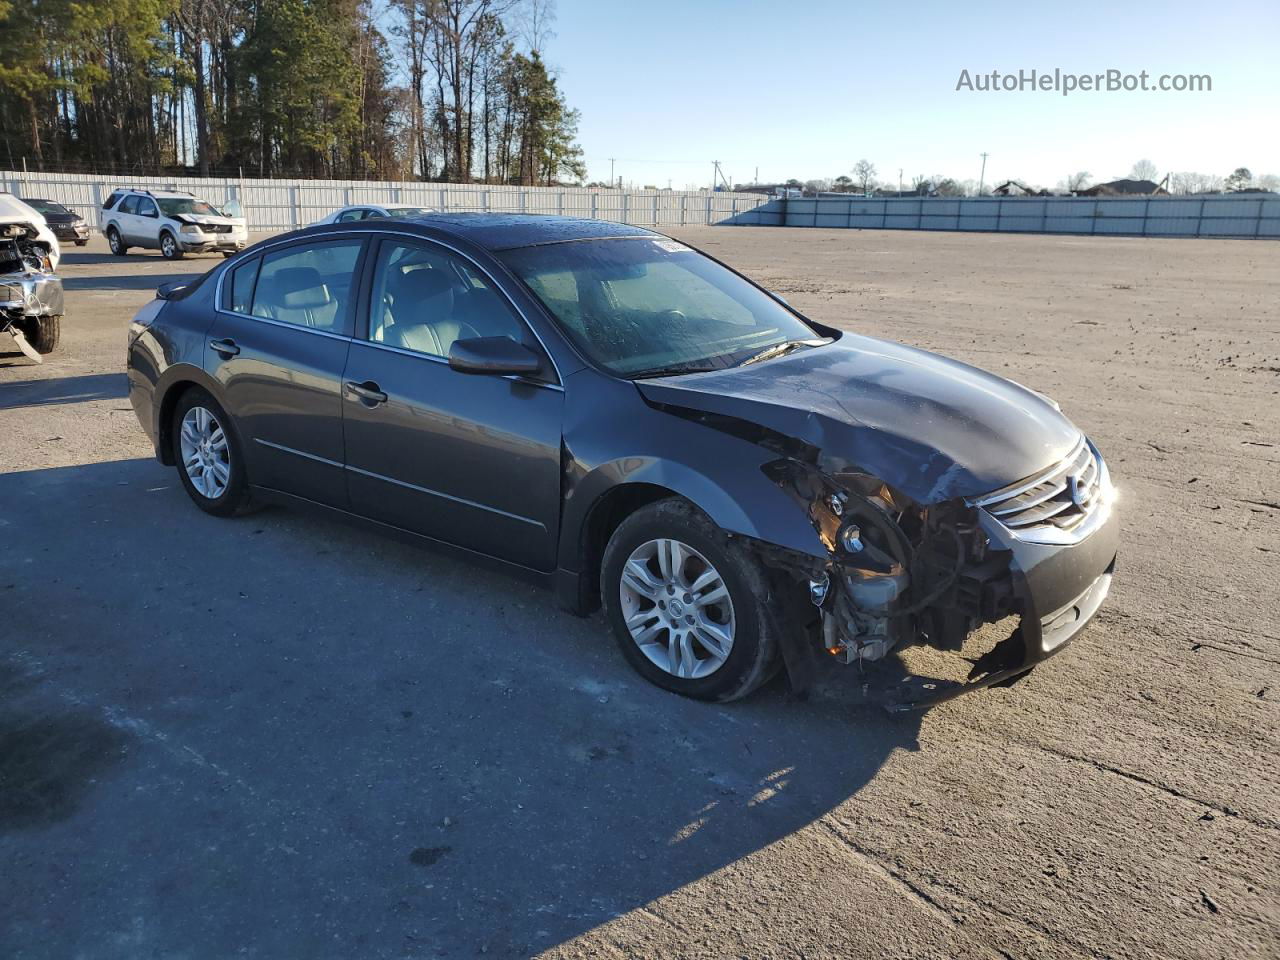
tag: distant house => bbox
[991,180,1036,196]
[1077,178,1167,196]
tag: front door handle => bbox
[345,380,388,406]
[209,337,240,357]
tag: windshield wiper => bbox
[626,364,724,380]
[738,339,817,368]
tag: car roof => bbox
[349,213,657,251]
[120,189,201,199]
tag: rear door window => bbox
[249,240,364,335]
[118,195,139,215]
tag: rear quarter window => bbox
[104,191,123,210]
[226,257,261,313]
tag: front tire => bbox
[601,498,779,702]
[171,388,251,517]
[107,227,127,256]
[17,315,60,354]
[160,232,184,260]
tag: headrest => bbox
[392,265,454,303]
[274,267,331,309]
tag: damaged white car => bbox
[0,197,63,362]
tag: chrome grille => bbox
[970,438,1103,534]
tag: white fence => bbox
[726,195,1280,238]
[1,171,767,232]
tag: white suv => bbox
[101,189,248,260]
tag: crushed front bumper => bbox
[179,235,245,253]
[884,495,1119,711]
[1,272,64,319]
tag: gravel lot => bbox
[1,228,1277,959]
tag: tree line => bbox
[0,0,585,185]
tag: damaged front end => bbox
[1,222,64,362]
[761,443,1118,711]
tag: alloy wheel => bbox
[618,538,736,679]
[179,406,231,499]
[161,234,176,258]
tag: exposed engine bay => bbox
[759,458,1024,704]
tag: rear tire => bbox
[107,227,127,256]
[171,387,251,517]
[601,498,779,702]
[160,232,183,260]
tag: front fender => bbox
[559,434,829,575]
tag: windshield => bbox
[380,207,435,219]
[499,236,820,377]
[26,199,70,216]
[157,197,220,217]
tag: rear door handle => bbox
[345,380,388,406]
[209,337,240,357]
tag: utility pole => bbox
[979,152,989,195]
[609,158,616,188]
[898,168,903,195]
[712,160,720,191]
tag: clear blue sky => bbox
[548,0,1278,190]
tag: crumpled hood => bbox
[636,334,1082,503]
[173,214,237,227]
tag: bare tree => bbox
[852,158,876,193]
[1169,171,1221,195]
[514,0,556,54]
[1129,158,1158,181]
[1257,173,1280,192]
[1064,170,1090,192]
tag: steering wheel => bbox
[657,309,687,324]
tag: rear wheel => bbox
[107,227,127,256]
[160,232,183,260]
[171,387,251,517]
[601,498,779,702]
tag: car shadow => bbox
[59,250,229,267]
[59,271,210,292]
[0,372,128,409]
[0,457,925,959]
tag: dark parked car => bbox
[22,198,89,245]
[126,215,1118,706]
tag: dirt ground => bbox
[1,227,1276,959]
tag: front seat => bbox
[380,266,479,356]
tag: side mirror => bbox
[448,336,542,376]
